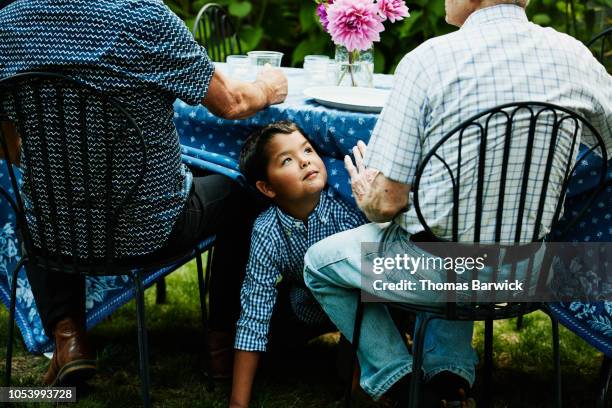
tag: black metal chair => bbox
[0,72,216,407]
[597,356,611,408]
[586,27,611,69]
[192,3,242,63]
[345,102,608,408]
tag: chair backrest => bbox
[586,27,611,71]
[0,72,146,273]
[413,102,608,245]
[409,102,607,311]
[192,3,242,63]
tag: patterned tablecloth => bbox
[1,66,610,356]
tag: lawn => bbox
[0,260,605,407]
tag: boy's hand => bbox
[344,140,379,208]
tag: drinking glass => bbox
[303,55,331,85]
[226,55,251,80]
[247,51,284,68]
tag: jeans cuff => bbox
[363,363,412,401]
[423,366,475,387]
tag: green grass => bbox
[0,261,605,407]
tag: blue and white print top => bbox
[0,0,214,257]
[235,188,367,352]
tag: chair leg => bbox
[408,314,434,408]
[516,314,524,330]
[5,257,24,387]
[483,318,494,408]
[344,298,364,408]
[540,306,563,408]
[196,247,214,392]
[596,356,611,408]
[155,278,166,304]
[551,315,562,408]
[133,271,152,408]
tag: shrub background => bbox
[165,0,611,74]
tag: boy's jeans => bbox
[304,222,479,400]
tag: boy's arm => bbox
[230,227,281,408]
[229,351,260,408]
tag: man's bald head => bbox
[445,0,529,27]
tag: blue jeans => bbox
[304,222,478,400]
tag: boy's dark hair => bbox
[239,120,313,184]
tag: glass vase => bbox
[334,45,374,88]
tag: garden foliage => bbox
[164,0,611,74]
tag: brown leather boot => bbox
[43,317,96,386]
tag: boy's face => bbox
[256,130,327,202]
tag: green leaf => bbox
[239,26,263,51]
[428,0,446,18]
[165,1,187,18]
[185,17,196,33]
[555,1,568,14]
[397,10,423,38]
[292,41,314,66]
[192,0,209,11]
[299,2,317,32]
[229,1,252,18]
[373,48,386,73]
[532,13,552,25]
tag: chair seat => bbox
[26,235,216,276]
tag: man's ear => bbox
[255,180,276,199]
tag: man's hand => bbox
[254,65,288,106]
[344,140,410,222]
[344,140,380,210]
[203,67,287,120]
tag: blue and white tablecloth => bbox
[1,66,610,357]
[549,149,612,356]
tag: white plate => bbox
[303,86,390,113]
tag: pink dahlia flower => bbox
[327,0,385,52]
[377,0,409,23]
[316,0,333,32]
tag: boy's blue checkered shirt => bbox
[235,188,367,352]
[0,0,214,257]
